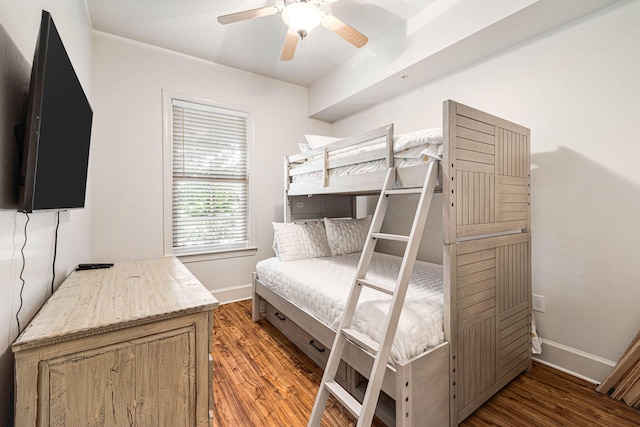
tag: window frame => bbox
[162,90,256,261]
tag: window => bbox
[164,95,252,256]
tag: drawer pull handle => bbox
[274,312,286,321]
[309,340,326,353]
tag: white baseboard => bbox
[211,284,252,304]
[533,338,616,385]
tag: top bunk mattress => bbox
[256,252,444,363]
[290,127,443,183]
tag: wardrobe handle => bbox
[309,340,326,353]
[274,312,285,321]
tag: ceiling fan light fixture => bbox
[282,2,323,39]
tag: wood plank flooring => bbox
[212,300,640,426]
[212,299,382,426]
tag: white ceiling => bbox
[86,0,439,87]
[86,0,621,121]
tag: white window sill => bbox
[175,246,258,264]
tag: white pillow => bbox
[272,221,331,262]
[298,142,312,153]
[324,216,372,257]
[393,127,443,151]
[304,134,343,149]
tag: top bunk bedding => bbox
[286,125,442,195]
[256,252,444,363]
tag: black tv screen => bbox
[19,10,92,213]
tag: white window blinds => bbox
[171,99,249,254]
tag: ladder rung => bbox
[325,380,362,418]
[371,232,409,243]
[342,328,379,355]
[385,188,422,195]
[357,278,394,296]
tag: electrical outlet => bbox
[532,294,545,312]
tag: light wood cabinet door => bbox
[40,327,196,427]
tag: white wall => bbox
[90,33,331,302]
[331,1,640,383]
[0,1,93,424]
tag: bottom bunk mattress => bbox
[256,252,444,363]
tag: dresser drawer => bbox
[265,303,347,384]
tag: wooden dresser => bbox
[12,257,219,426]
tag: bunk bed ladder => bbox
[308,160,439,427]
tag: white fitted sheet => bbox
[256,252,444,363]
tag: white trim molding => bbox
[161,89,256,259]
[211,284,252,304]
[533,338,616,385]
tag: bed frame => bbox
[252,100,531,426]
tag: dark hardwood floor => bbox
[212,300,640,426]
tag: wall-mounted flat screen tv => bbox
[18,10,92,213]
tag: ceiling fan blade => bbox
[321,14,368,48]
[217,6,281,25]
[280,28,299,61]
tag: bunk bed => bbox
[252,100,531,426]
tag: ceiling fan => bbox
[217,0,368,61]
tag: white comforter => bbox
[256,252,444,363]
